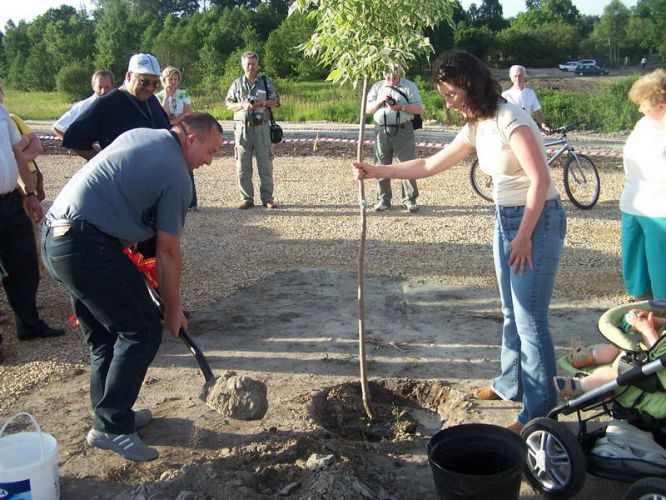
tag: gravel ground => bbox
[0,144,626,413]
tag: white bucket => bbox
[0,413,60,500]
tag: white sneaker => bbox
[406,201,419,213]
[87,429,159,462]
[375,202,390,212]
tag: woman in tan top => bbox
[353,50,566,433]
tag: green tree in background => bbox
[633,0,666,60]
[94,1,142,81]
[263,11,327,79]
[468,0,507,31]
[586,0,630,66]
[454,25,495,60]
[498,22,579,66]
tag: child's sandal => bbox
[571,343,595,369]
[553,376,583,400]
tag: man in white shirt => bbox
[0,85,65,344]
[52,70,114,139]
[502,65,551,134]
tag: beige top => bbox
[458,101,558,206]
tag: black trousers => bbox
[0,190,46,336]
[42,220,162,434]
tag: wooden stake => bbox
[356,76,374,421]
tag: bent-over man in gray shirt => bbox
[42,113,223,462]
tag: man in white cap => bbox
[62,54,171,258]
[62,53,170,161]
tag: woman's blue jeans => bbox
[42,220,163,434]
[491,198,566,425]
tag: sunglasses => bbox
[135,76,160,89]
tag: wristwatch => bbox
[26,191,38,197]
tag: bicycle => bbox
[470,121,601,209]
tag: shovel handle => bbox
[179,328,215,383]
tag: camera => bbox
[249,97,256,105]
[385,96,397,107]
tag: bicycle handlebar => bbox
[552,120,585,135]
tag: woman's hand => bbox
[352,161,378,180]
[508,234,533,274]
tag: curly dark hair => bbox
[431,50,503,123]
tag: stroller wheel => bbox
[625,477,666,500]
[521,417,586,498]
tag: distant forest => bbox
[1,0,664,96]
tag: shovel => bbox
[125,248,219,396]
[179,327,215,384]
[145,283,218,395]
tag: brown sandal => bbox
[473,387,501,400]
[553,376,583,400]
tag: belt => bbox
[238,120,267,127]
[0,189,18,199]
[378,122,411,129]
[45,218,79,228]
[46,219,131,247]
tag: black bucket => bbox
[427,423,527,500]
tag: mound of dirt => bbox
[204,371,268,420]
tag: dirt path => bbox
[0,130,632,499]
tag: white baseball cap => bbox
[127,53,161,76]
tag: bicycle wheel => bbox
[470,158,493,202]
[563,153,600,209]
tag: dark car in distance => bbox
[575,64,609,76]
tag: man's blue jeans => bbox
[491,198,566,425]
[42,221,163,434]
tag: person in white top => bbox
[620,69,666,300]
[502,65,551,134]
[52,70,115,139]
[0,82,65,344]
[354,50,566,434]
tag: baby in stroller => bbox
[521,301,666,498]
[554,308,666,401]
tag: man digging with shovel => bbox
[42,113,223,461]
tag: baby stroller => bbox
[521,300,666,499]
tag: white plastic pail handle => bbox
[0,412,47,462]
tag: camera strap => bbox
[261,76,276,124]
[389,85,410,104]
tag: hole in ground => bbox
[310,378,466,441]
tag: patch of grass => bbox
[3,90,73,120]
[7,76,643,132]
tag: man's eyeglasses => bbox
[135,75,160,89]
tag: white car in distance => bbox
[558,59,599,72]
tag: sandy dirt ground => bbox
[0,71,640,499]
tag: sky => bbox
[1,0,640,34]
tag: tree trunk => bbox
[356,76,374,421]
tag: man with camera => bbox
[225,51,280,210]
[366,71,424,213]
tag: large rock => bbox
[204,371,268,420]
